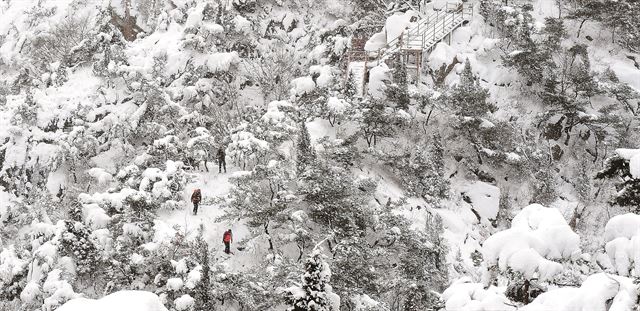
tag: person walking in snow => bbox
[217,147,227,174]
[191,189,202,215]
[223,229,233,254]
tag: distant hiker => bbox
[191,189,202,215]
[223,229,233,254]
[217,147,227,174]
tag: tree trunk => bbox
[264,222,274,251]
[612,26,616,44]
[425,106,434,126]
[577,19,587,38]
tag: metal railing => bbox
[375,2,474,63]
[343,2,475,87]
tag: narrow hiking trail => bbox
[156,167,255,272]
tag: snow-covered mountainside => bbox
[1,0,639,310]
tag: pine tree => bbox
[60,220,99,276]
[566,0,605,37]
[299,159,376,238]
[386,56,410,111]
[285,250,339,311]
[358,99,402,147]
[193,225,214,311]
[394,138,450,204]
[403,284,444,311]
[220,159,295,251]
[530,163,558,205]
[297,122,316,174]
[444,60,494,119]
[344,71,358,99]
[596,153,640,210]
[540,18,568,52]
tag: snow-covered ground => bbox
[157,168,254,270]
[2,0,640,309]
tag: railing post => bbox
[363,57,367,96]
[433,23,436,42]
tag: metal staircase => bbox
[345,2,474,94]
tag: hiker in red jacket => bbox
[191,189,202,215]
[223,229,233,254]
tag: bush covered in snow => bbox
[1,0,640,310]
[482,204,580,282]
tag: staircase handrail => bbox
[420,4,473,49]
[370,2,474,64]
[384,10,441,52]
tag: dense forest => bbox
[1,0,640,310]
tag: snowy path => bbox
[156,167,255,272]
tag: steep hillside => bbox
[1,0,640,310]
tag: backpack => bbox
[191,189,201,202]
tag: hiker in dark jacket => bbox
[223,229,233,254]
[191,189,202,215]
[217,147,227,173]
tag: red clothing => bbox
[223,231,232,243]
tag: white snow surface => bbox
[605,213,640,242]
[58,291,168,311]
[174,294,195,311]
[461,181,500,220]
[604,213,640,276]
[428,42,458,69]
[384,11,417,46]
[521,273,638,311]
[442,278,515,311]
[367,64,390,99]
[615,148,640,178]
[363,10,416,52]
[482,204,580,281]
[291,76,316,95]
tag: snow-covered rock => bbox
[58,291,168,311]
[428,42,458,69]
[363,10,417,52]
[521,273,638,311]
[442,278,515,311]
[461,181,500,220]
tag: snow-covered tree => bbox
[596,149,640,209]
[297,122,316,174]
[442,59,494,119]
[386,135,450,204]
[60,220,99,276]
[226,127,270,170]
[385,56,410,111]
[220,159,296,251]
[356,99,408,147]
[285,249,340,311]
[299,160,376,237]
